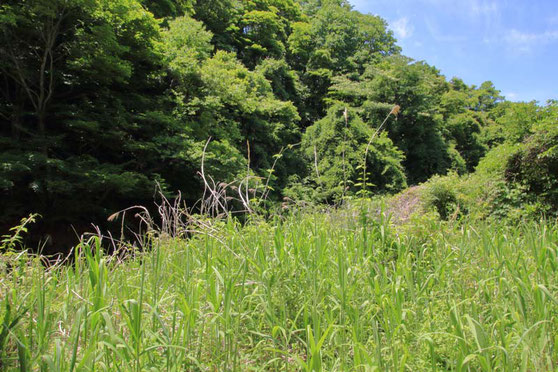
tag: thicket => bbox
[419,100,558,221]
[1,201,557,370]
[0,0,555,249]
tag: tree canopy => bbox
[1,0,553,249]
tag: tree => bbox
[329,56,456,183]
[439,78,494,171]
[504,101,558,213]
[486,101,542,145]
[291,105,406,202]
[287,0,399,125]
[0,0,193,246]
[0,0,76,150]
[142,0,194,18]
[192,0,302,68]
[163,17,301,192]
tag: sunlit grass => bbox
[1,205,557,371]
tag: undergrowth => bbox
[0,204,557,371]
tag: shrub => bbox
[421,174,463,220]
[505,119,558,213]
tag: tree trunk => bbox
[10,106,21,140]
[38,109,48,155]
[10,89,24,140]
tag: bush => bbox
[417,110,558,222]
[505,119,558,212]
[421,174,464,220]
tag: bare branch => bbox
[6,50,40,110]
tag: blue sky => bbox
[349,0,558,103]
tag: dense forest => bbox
[1,0,557,251]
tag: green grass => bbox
[1,204,557,371]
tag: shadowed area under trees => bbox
[0,0,556,253]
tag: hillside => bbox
[2,0,556,250]
[1,1,558,370]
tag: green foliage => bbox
[0,0,180,229]
[330,57,457,183]
[418,102,558,221]
[475,142,520,177]
[162,15,213,76]
[293,105,406,202]
[505,103,558,211]
[486,101,541,145]
[444,113,486,171]
[438,79,499,171]
[142,0,194,18]
[420,174,463,220]
[165,37,302,183]
[190,0,238,51]
[288,0,399,125]
[255,58,301,103]
[1,205,557,370]
[193,0,302,68]
[289,0,398,73]
[0,0,555,249]
[0,214,38,252]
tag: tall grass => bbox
[1,205,557,371]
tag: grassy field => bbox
[1,203,557,371]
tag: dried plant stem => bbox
[314,145,320,179]
[342,107,349,199]
[361,105,400,195]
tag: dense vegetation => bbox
[1,203,557,370]
[1,1,558,370]
[2,0,556,249]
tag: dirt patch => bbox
[386,186,424,223]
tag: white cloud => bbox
[505,92,519,101]
[424,18,467,43]
[420,0,498,18]
[504,29,558,53]
[483,28,558,54]
[467,0,501,30]
[506,29,558,44]
[391,17,414,39]
[470,0,498,16]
